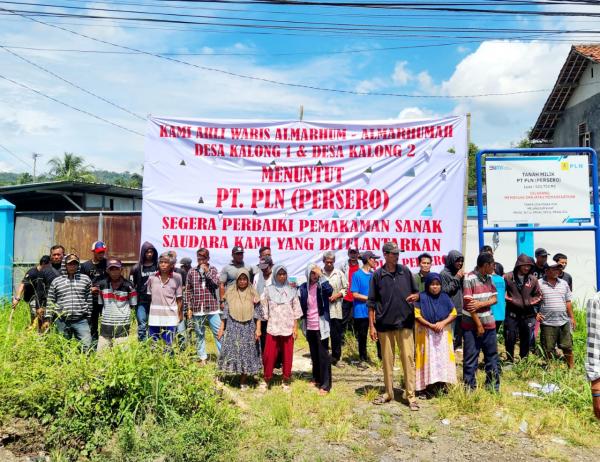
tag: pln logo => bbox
[489,165,509,171]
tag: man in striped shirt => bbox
[462,252,499,391]
[97,259,137,351]
[45,253,93,351]
[538,262,574,368]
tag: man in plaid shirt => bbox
[587,293,600,420]
[185,247,222,364]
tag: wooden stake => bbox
[299,105,304,121]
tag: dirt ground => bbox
[1,343,598,462]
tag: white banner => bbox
[142,116,468,280]
[486,155,591,225]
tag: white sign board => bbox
[143,116,468,279]
[486,155,590,225]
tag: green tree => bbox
[47,152,96,182]
[467,141,479,190]
[16,172,33,184]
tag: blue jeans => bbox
[136,303,150,341]
[192,313,222,360]
[149,325,176,346]
[463,328,500,391]
[55,318,92,351]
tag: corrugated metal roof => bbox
[529,44,600,142]
[0,180,141,198]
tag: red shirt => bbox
[343,262,360,302]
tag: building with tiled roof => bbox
[530,44,600,150]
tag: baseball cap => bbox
[361,251,380,263]
[382,241,401,254]
[547,262,562,269]
[65,253,80,264]
[258,256,273,269]
[107,258,122,269]
[232,245,244,254]
[180,257,192,266]
[535,248,548,257]
[92,240,107,253]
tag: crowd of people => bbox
[10,241,600,418]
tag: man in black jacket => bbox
[130,241,158,341]
[81,240,108,343]
[504,254,542,362]
[440,250,465,350]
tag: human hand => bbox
[201,263,209,272]
[536,313,544,322]
[406,293,419,303]
[570,317,576,330]
[530,296,542,305]
[433,322,444,333]
[476,325,485,337]
[11,297,20,309]
[186,309,193,320]
[91,286,99,295]
[465,300,479,313]
[369,326,378,341]
[255,329,261,341]
[293,328,298,340]
[41,321,50,332]
[456,268,465,278]
[217,327,224,340]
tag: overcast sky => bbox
[0,1,596,174]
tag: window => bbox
[578,123,591,147]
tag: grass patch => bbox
[0,303,238,461]
[435,309,600,447]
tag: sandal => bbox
[282,383,291,392]
[372,395,391,405]
[409,401,420,411]
[318,388,329,396]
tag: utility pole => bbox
[32,153,41,182]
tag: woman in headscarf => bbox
[217,268,263,389]
[260,265,303,391]
[414,272,457,393]
[299,263,334,395]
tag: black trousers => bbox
[330,318,343,363]
[306,330,332,391]
[453,314,463,349]
[341,300,354,337]
[504,313,536,362]
[89,301,102,342]
[353,318,369,361]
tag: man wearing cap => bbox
[44,254,93,350]
[538,262,575,368]
[322,251,348,366]
[368,242,419,409]
[97,259,137,351]
[351,251,380,368]
[185,248,222,363]
[340,248,361,336]
[531,248,549,280]
[219,246,253,309]
[81,240,108,343]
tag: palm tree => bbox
[47,152,96,182]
